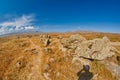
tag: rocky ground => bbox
[0,32,120,80]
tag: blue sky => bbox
[0,0,120,34]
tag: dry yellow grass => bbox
[0,32,120,80]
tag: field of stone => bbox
[0,32,120,80]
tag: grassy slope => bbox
[0,32,120,80]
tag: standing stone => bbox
[44,38,50,46]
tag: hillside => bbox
[0,32,120,80]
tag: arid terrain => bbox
[0,32,120,80]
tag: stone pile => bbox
[60,34,117,60]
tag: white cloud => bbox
[0,14,36,35]
[24,26,35,30]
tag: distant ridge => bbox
[68,29,120,34]
[0,29,43,37]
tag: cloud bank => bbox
[0,14,36,35]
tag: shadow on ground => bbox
[77,65,93,80]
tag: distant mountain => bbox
[0,29,43,37]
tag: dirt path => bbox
[27,39,44,80]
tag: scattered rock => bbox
[69,34,86,42]
[92,74,99,80]
[43,34,51,38]
[60,34,86,50]
[31,48,38,54]
[56,72,60,77]
[44,48,53,54]
[44,64,50,71]
[43,72,51,80]
[47,34,50,38]
[61,38,71,48]
[16,61,22,68]
[49,58,55,63]
[44,38,50,46]
[59,44,67,52]
[58,35,62,39]
[18,42,30,47]
[16,60,26,69]
[65,57,69,62]
[44,48,49,52]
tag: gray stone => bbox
[61,35,117,60]
[43,72,51,80]
[75,36,117,60]
[44,38,50,46]
[44,64,50,71]
[49,58,55,63]
[60,34,86,49]
[69,34,86,42]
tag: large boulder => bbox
[69,34,86,42]
[60,34,86,49]
[60,34,117,60]
[75,36,117,60]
